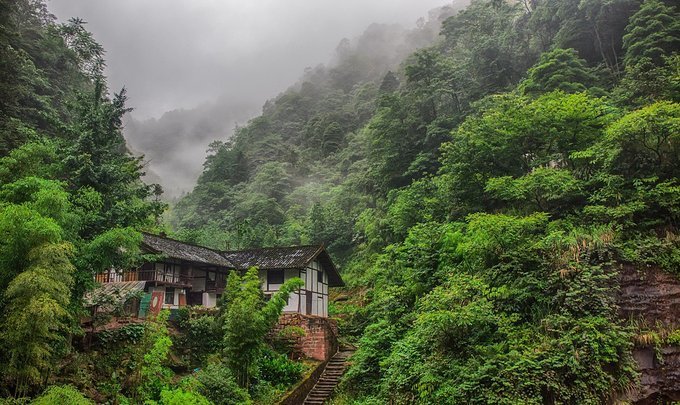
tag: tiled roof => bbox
[223,245,344,287]
[140,233,344,287]
[142,233,235,268]
[222,245,322,269]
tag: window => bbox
[317,270,323,283]
[268,269,284,285]
[165,288,175,305]
[164,263,174,282]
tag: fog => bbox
[48,0,453,119]
[47,0,456,197]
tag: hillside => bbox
[0,0,678,403]
[172,0,680,403]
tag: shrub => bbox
[195,363,251,405]
[31,385,92,404]
[256,349,303,387]
[158,388,212,405]
[272,326,305,354]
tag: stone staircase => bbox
[303,349,354,404]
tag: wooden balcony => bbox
[95,269,192,287]
[204,275,227,292]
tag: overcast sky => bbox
[47,0,451,119]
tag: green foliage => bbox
[256,349,303,387]
[138,311,174,402]
[0,1,167,398]
[31,385,92,405]
[3,243,75,396]
[520,48,599,95]
[604,101,679,180]
[157,388,212,405]
[622,0,680,66]
[97,323,146,345]
[0,204,63,295]
[175,313,222,366]
[439,91,616,216]
[220,268,303,387]
[194,363,251,405]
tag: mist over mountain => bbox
[123,2,460,198]
[2,0,679,402]
[124,99,260,198]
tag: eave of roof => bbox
[141,233,235,268]
[222,244,344,287]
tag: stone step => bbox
[304,350,356,405]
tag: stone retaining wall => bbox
[272,313,339,361]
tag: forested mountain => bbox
[170,2,464,255]
[0,0,678,403]
[172,0,680,403]
[121,5,459,201]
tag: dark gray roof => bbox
[222,245,321,269]
[223,245,344,287]
[141,233,344,287]
[142,233,235,268]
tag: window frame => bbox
[267,269,285,286]
[164,287,175,305]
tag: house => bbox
[92,232,344,318]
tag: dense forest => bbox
[0,0,678,403]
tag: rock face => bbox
[618,264,680,403]
[619,264,680,327]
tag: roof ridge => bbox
[221,244,324,254]
[142,231,233,254]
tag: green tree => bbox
[519,48,599,95]
[32,385,93,405]
[3,243,75,396]
[136,311,174,403]
[195,364,251,405]
[622,0,680,66]
[604,101,679,180]
[220,268,303,387]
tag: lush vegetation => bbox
[0,0,678,402]
[0,1,307,403]
[0,0,166,399]
[171,0,679,403]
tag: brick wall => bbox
[271,313,339,361]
